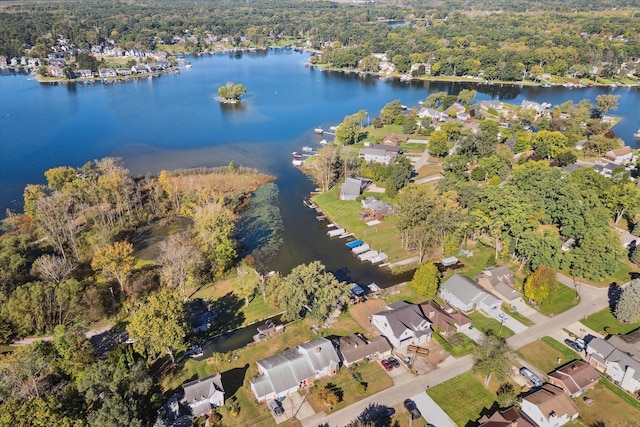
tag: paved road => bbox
[302,274,614,427]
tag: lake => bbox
[1,48,639,285]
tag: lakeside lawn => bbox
[534,282,580,317]
[428,372,496,427]
[453,242,496,282]
[581,307,640,336]
[516,336,579,374]
[312,186,409,263]
[468,312,515,339]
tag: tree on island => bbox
[217,82,246,102]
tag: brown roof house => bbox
[333,333,392,367]
[548,360,600,397]
[604,146,633,164]
[477,406,535,427]
[476,265,523,306]
[419,300,471,337]
[382,133,407,146]
[520,384,579,427]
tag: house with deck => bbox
[604,146,634,164]
[548,360,600,398]
[250,338,340,401]
[371,301,432,349]
[180,373,225,418]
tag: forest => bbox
[1,0,639,83]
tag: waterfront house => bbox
[333,333,392,367]
[116,68,133,76]
[419,300,471,337]
[131,64,147,74]
[371,301,432,349]
[440,274,501,313]
[188,299,218,333]
[548,361,600,398]
[47,65,64,78]
[520,384,579,427]
[604,146,634,164]
[76,69,93,79]
[340,177,368,201]
[250,338,340,401]
[360,196,394,216]
[382,133,406,146]
[476,265,523,306]
[359,145,399,165]
[181,373,225,417]
[478,100,504,111]
[521,100,546,115]
[99,68,117,78]
[586,329,640,394]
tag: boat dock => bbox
[358,250,379,262]
[327,228,346,237]
[352,243,370,254]
[346,239,363,249]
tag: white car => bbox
[496,313,509,323]
[185,345,203,358]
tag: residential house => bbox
[418,107,448,122]
[250,338,340,401]
[98,68,117,78]
[613,227,638,249]
[181,373,225,417]
[440,274,502,313]
[592,162,618,177]
[371,301,432,349]
[340,177,367,201]
[548,360,600,398]
[478,100,504,111]
[360,196,394,216]
[561,238,576,252]
[586,330,640,394]
[382,133,406,147]
[47,65,64,78]
[333,333,392,367]
[604,146,634,164]
[131,64,147,73]
[521,100,546,115]
[76,69,93,79]
[447,102,466,117]
[477,406,535,427]
[410,62,431,76]
[520,384,579,427]
[359,144,400,165]
[188,299,218,333]
[476,265,523,306]
[419,300,471,337]
[116,68,133,76]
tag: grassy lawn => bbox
[416,163,443,178]
[516,336,579,374]
[432,331,476,357]
[535,282,580,317]
[306,361,394,413]
[576,377,640,427]
[312,187,409,262]
[468,312,515,339]
[454,243,496,281]
[581,307,640,335]
[428,372,496,427]
[502,304,534,326]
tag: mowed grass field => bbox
[428,373,496,426]
[517,336,579,374]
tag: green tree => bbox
[385,155,413,196]
[531,130,568,160]
[428,130,450,157]
[268,261,350,323]
[193,203,237,278]
[472,335,515,386]
[630,246,640,266]
[126,289,188,364]
[614,279,640,323]
[457,89,476,105]
[569,228,624,280]
[594,94,620,115]
[496,383,517,408]
[380,100,403,125]
[411,263,441,297]
[604,182,640,225]
[217,82,246,101]
[44,166,76,191]
[91,241,135,295]
[523,266,557,305]
[317,385,340,407]
[335,110,367,145]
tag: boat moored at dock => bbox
[346,240,363,249]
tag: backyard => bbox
[468,312,515,339]
[575,378,640,427]
[581,307,640,335]
[428,372,497,426]
[516,336,579,374]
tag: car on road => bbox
[268,400,284,416]
[496,313,509,323]
[387,357,400,368]
[404,399,421,420]
[381,359,393,371]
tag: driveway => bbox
[283,390,315,422]
[493,310,528,334]
[411,391,456,427]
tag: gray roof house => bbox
[359,144,401,165]
[181,373,225,418]
[340,177,365,200]
[586,329,640,394]
[440,274,502,313]
[250,338,340,402]
[476,265,523,305]
[371,301,432,348]
[333,333,392,367]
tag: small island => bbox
[217,82,246,103]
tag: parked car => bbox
[387,357,400,368]
[565,339,582,352]
[403,399,421,420]
[185,345,203,358]
[381,359,393,371]
[519,366,543,387]
[268,400,284,416]
[496,313,509,323]
[575,338,586,350]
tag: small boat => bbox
[346,239,363,249]
[302,146,314,152]
[329,126,338,131]
[185,61,192,68]
[327,228,346,238]
[303,199,316,209]
[587,83,594,87]
[292,152,302,158]
[314,127,324,135]
[292,159,304,166]
[634,128,640,139]
[352,243,370,255]
[319,139,328,145]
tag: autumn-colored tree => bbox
[91,241,135,295]
[316,385,340,407]
[523,266,557,305]
[157,232,202,298]
[411,263,441,297]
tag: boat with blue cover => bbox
[346,240,363,249]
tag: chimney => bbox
[572,364,577,370]
[510,421,518,427]
[316,346,321,353]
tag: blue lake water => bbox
[1,48,639,285]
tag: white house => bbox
[586,331,640,394]
[440,274,501,313]
[371,301,432,349]
[359,145,400,165]
[604,146,634,164]
[250,338,340,401]
[520,384,579,427]
[181,373,225,418]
